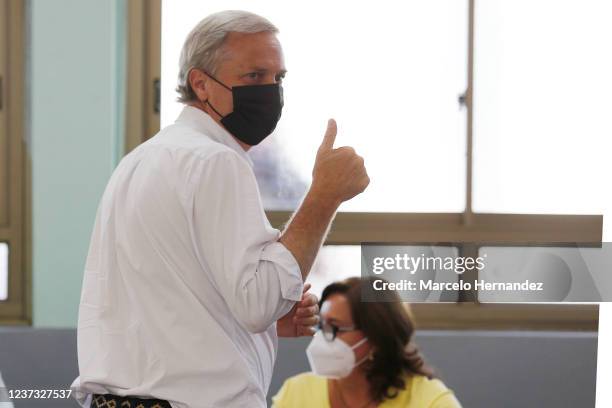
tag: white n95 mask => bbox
[306,330,369,379]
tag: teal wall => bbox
[30,0,126,326]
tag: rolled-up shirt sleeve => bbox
[191,149,304,333]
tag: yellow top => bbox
[272,372,462,408]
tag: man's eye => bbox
[275,73,285,82]
[246,72,260,80]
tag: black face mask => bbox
[203,72,284,146]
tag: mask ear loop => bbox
[350,336,369,350]
[204,99,225,119]
[203,71,232,91]
[351,337,371,367]
[198,70,232,119]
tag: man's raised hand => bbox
[311,119,370,206]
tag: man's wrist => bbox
[305,185,341,214]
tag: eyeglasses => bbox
[317,319,358,341]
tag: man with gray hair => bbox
[72,10,368,408]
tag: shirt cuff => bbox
[260,241,304,302]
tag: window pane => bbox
[308,244,460,301]
[473,0,612,217]
[0,243,7,301]
[306,245,361,297]
[161,1,468,212]
[477,246,601,304]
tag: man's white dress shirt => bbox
[71,106,304,408]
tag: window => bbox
[477,245,601,303]
[473,0,612,216]
[308,245,462,301]
[0,0,28,323]
[307,246,361,297]
[161,0,468,213]
[134,0,605,330]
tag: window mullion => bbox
[464,0,475,224]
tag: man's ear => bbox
[188,69,209,102]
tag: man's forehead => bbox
[219,32,285,70]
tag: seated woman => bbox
[273,277,461,408]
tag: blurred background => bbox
[0,0,611,407]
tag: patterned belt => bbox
[91,393,172,408]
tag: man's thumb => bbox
[318,119,337,154]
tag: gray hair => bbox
[176,10,279,103]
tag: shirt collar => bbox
[175,105,253,167]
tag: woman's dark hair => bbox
[319,276,434,403]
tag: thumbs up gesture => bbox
[311,119,370,206]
